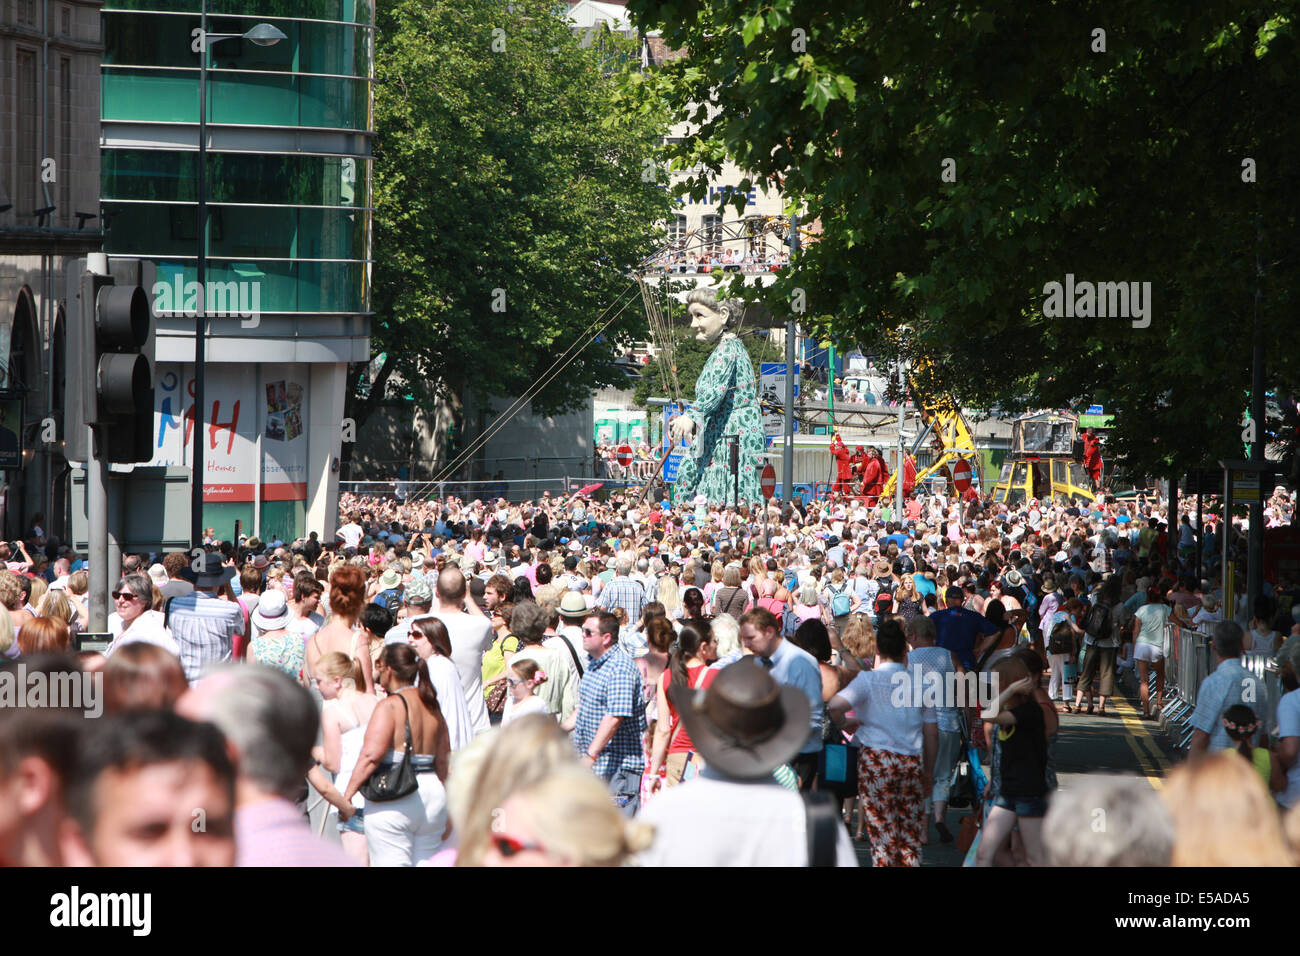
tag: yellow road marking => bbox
[1108,693,1171,788]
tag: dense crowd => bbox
[2,484,1299,867]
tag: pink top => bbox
[235,797,359,868]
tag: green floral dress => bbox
[675,334,764,505]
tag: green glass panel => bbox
[259,499,304,543]
[202,502,254,542]
[104,68,369,129]
[102,69,196,122]
[104,150,368,206]
[102,150,198,202]
[207,72,368,129]
[105,0,372,25]
[115,250,370,314]
[104,11,199,68]
[209,153,365,206]
[106,12,369,76]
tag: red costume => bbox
[830,434,853,495]
[849,446,867,495]
[1081,430,1103,489]
[860,453,883,504]
[901,454,917,498]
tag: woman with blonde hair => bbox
[451,714,578,866]
[0,610,14,659]
[894,575,923,623]
[27,577,48,614]
[839,613,877,676]
[657,575,682,622]
[37,590,75,633]
[703,560,726,606]
[481,765,655,866]
[1162,750,1295,866]
[316,651,378,864]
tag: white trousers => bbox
[1047,653,1071,701]
[364,772,448,867]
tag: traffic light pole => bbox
[192,0,210,551]
[782,215,798,505]
[84,256,110,632]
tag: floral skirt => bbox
[858,746,925,867]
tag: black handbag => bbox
[360,693,419,802]
[947,710,977,810]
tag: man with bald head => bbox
[432,566,494,736]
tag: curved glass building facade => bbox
[100,0,373,541]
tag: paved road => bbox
[849,670,1177,866]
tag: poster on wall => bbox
[149,363,308,502]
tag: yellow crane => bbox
[880,364,982,500]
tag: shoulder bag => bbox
[360,693,420,802]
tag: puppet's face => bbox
[688,300,727,343]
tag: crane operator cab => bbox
[992,412,1096,507]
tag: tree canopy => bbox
[355,0,673,439]
[625,0,1300,478]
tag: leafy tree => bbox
[624,0,1300,479]
[351,0,672,458]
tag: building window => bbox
[667,214,687,249]
[60,58,72,227]
[60,5,70,33]
[701,214,722,258]
[17,49,38,218]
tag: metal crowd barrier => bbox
[1160,622,1285,751]
[1160,622,1211,750]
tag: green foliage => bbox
[365,0,672,423]
[624,0,1300,477]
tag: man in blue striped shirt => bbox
[169,553,243,683]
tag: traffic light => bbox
[64,258,156,463]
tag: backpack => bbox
[758,595,785,617]
[782,604,800,637]
[873,581,895,615]
[829,583,852,617]
[1047,620,1075,656]
[1083,601,1112,639]
[1020,584,1039,612]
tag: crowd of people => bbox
[2,483,1300,867]
[651,246,790,274]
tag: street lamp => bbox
[192,13,285,549]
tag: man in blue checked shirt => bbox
[575,609,647,816]
[597,553,647,624]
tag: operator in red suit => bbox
[1081,428,1103,490]
[860,446,884,505]
[830,432,853,496]
[849,445,867,498]
[876,448,891,502]
[901,453,917,498]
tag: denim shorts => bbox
[992,794,1048,818]
[337,807,365,834]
